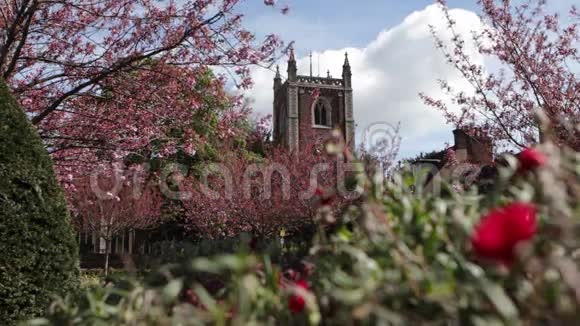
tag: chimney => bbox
[453,129,468,162]
[453,128,494,164]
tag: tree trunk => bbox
[129,229,133,254]
[104,237,110,277]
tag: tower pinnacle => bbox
[273,65,282,90]
[309,52,313,77]
[342,52,352,88]
[287,47,297,81]
[289,47,296,62]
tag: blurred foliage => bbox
[145,229,314,268]
[28,140,580,325]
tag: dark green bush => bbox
[0,81,79,324]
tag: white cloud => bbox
[245,4,485,158]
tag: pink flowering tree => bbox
[422,0,579,150]
[70,167,163,275]
[0,0,289,179]
[50,64,251,183]
[175,87,357,240]
[181,131,354,239]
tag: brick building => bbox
[273,50,355,151]
[410,129,494,193]
[451,129,493,165]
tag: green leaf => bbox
[25,318,50,326]
[162,279,183,303]
[482,282,518,321]
[337,226,353,242]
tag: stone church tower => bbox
[272,51,355,151]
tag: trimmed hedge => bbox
[0,80,79,324]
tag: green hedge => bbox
[0,81,79,324]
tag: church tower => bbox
[273,51,355,152]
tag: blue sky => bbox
[240,0,478,53]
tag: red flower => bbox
[314,188,334,206]
[184,289,206,310]
[288,280,309,313]
[518,147,547,171]
[471,202,537,265]
[503,202,537,241]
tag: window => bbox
[277,104,286,137]
[314,99,331,127]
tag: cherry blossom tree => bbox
[177,88,359,239]
[181,129,355,239]
[422,0,579,151]
[70,166,163,275]
[0,0,288,178]
[50,64,251,183]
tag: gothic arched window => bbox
[313,99,332,127]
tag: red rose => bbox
[471,212,513,263]
[471,202,537,265]
[518,147,547,171]
[503,202,537,241]
[288,280,309,313]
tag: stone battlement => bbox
[294,75,344,87]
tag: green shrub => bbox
[0,81,79,324]
[311,143,580,324]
